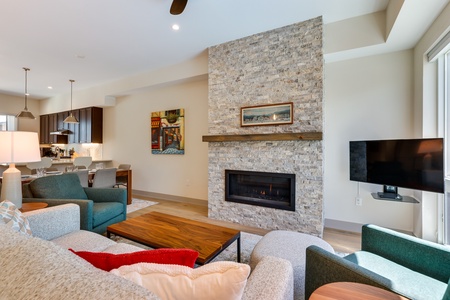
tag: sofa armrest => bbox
[84,188,126,204]
[23,204,80,241]
[23,198,94,231]
[304,245,392,300]
[242,256,294,300]
[84,187,127,214]
[362,224,450,282]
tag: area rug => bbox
[127,199,158,214]
[110,231,262,265]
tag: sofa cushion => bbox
[344,251,447,300]
[93,202,123,227]
[69,249,198,271]
[0,224,159,300]
[29,173,88,200]
[0,200,31,235]
[70,248,199,271]
[111,261,251,300]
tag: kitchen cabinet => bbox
[39,114,57,144]
[79,107,102,143]
[48,114,58,144]
[58,109,80,144]
[40,114,57,144]
[39,107,102,144]
[39,115,49,144]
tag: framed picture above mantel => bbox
[240,102,293,127]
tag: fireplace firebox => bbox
[225,170,295,211]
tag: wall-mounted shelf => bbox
[202,132,322,142]
[371,193,419,204]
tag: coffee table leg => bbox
[237,235,241,263]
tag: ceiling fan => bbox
[170,0,188,15]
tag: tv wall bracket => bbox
[371,185,419,203]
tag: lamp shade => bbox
[0,131,40,163]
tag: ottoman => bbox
[249,230,334,300]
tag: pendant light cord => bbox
[23,67,30,110]
[70,79,75,113]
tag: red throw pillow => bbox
[69,248,199,271]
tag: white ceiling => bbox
[0,0,448,99]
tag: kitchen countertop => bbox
[1,159,112,167]
[50,159,112,164]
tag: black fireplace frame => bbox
[225,169,295,211]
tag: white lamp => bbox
[0,131,40,208]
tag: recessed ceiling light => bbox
[48,86,53,89]
[172,24,180,31]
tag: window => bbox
[444,51,450,244]
[0,114,17,131]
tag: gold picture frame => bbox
[241,102,293,127]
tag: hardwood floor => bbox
[130,196,361,254]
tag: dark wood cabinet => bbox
[39,115,49,144]
[39,107,102,144]
[48,114,58,144]
[57,111,69,131]
[79,107,102,143]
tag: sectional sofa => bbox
[1,203,294,299]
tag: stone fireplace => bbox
[206,17,324,237]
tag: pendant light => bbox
[16,67,36,119]
[63,79,79,123]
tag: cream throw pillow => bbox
[111,261,251,300]
[0,200,32,235]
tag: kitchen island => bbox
[0,159,113,175]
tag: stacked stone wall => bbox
[207,17,324,236]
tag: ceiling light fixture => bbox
[172,24,180,31]
[16,67,36,119]
[63,79,79,123]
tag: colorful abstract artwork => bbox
[151,108,185,155]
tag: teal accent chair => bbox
[22,173,126,234]
[305,224,450,300]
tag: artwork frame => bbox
[240,102,293,127]
[151,108,185,155]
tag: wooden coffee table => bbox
[106,211,241,265]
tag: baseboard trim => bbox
[132,190,207,207]
[325,219,364,233]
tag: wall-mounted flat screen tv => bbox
[349,138,444,194]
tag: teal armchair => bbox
[22,173,126,234]
[305,224,450,300]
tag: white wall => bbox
[102,78,209,201]
[0,94,40,132]
[324,50,416,232]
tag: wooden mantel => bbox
[202,132,322,142]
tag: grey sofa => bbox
[1,204,294,300]
[22,173,126,234]
[305,224,450,300]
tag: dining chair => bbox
[91,167,117,188]
[73,157,93,169]
[115,164,131,188]
[73,169,89,187]
[27,157,53,174]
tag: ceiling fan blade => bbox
[170,0,188,15]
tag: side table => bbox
[310,282,409,300]
[20,202,48,213]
